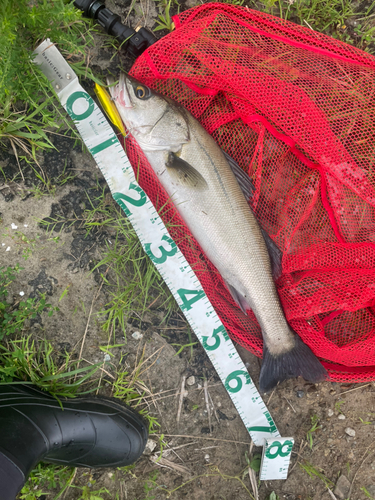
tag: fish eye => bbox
[135,85,148,99]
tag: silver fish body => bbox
[110,74,327,391]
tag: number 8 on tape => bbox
[260,437,295,480]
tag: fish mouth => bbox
[107,73,133,109]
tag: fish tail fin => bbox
[259,333,328,393]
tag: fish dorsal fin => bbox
[166,152,208,190]
[222,151,283,280]
[223,151,255,202]
[259,228,283,280]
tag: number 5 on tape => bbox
[260,437,295,480]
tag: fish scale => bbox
[34,38,294,481]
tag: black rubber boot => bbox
[0,384,148,496]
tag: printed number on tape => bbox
[33,39,294,481]
[260,438,295,481]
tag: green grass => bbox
[144,465,256,499]
[0,264,163,416]
[153,0,175,31]
[219,0,245,5]
[0,0,97,170]
[0,0,91,102]
[0,264,58,340]
[335,400,346,413]
[110,349,161,432]
[299,460,334,489]
[279,0,354,29]
[267,493,280,500]
[70,480,110,500]
[153,0,182,31]
[0,264,161,499]
[93,226,174,334]
[362,486,375,499]
[0,336,102,398]
[306,414,322,449]
[18,464,74,500]
[40,185,178,336]
[260,0,375,53]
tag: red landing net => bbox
[126,3,375,382]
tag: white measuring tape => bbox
[34,39,293,480]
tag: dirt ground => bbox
[1,1,375,499]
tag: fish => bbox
[109,73,328,392]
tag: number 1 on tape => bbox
[33,39,294,481]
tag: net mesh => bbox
[126,3,375,382]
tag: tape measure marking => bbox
[260,437,295,480]
[33,39,294,480]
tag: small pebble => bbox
[197,383,202,389]
[296,390,304,398]
[204,454,210,463]
[327,409,334,417]
[327,438,333,444]
[6,247,10,252]
[19,291,24,296]
[132,331,143,340]
[334,474,351,500]
[345,427,355,437]
[103,354,111,362]
[144,439,157,455]
[186,376,196,386]
[338,414,346,420]
[11,223,18,230]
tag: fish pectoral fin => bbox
[166,152,208,190]
[259,333,328,393]
[225,282,251,315]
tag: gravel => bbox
[345,427,356,437]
